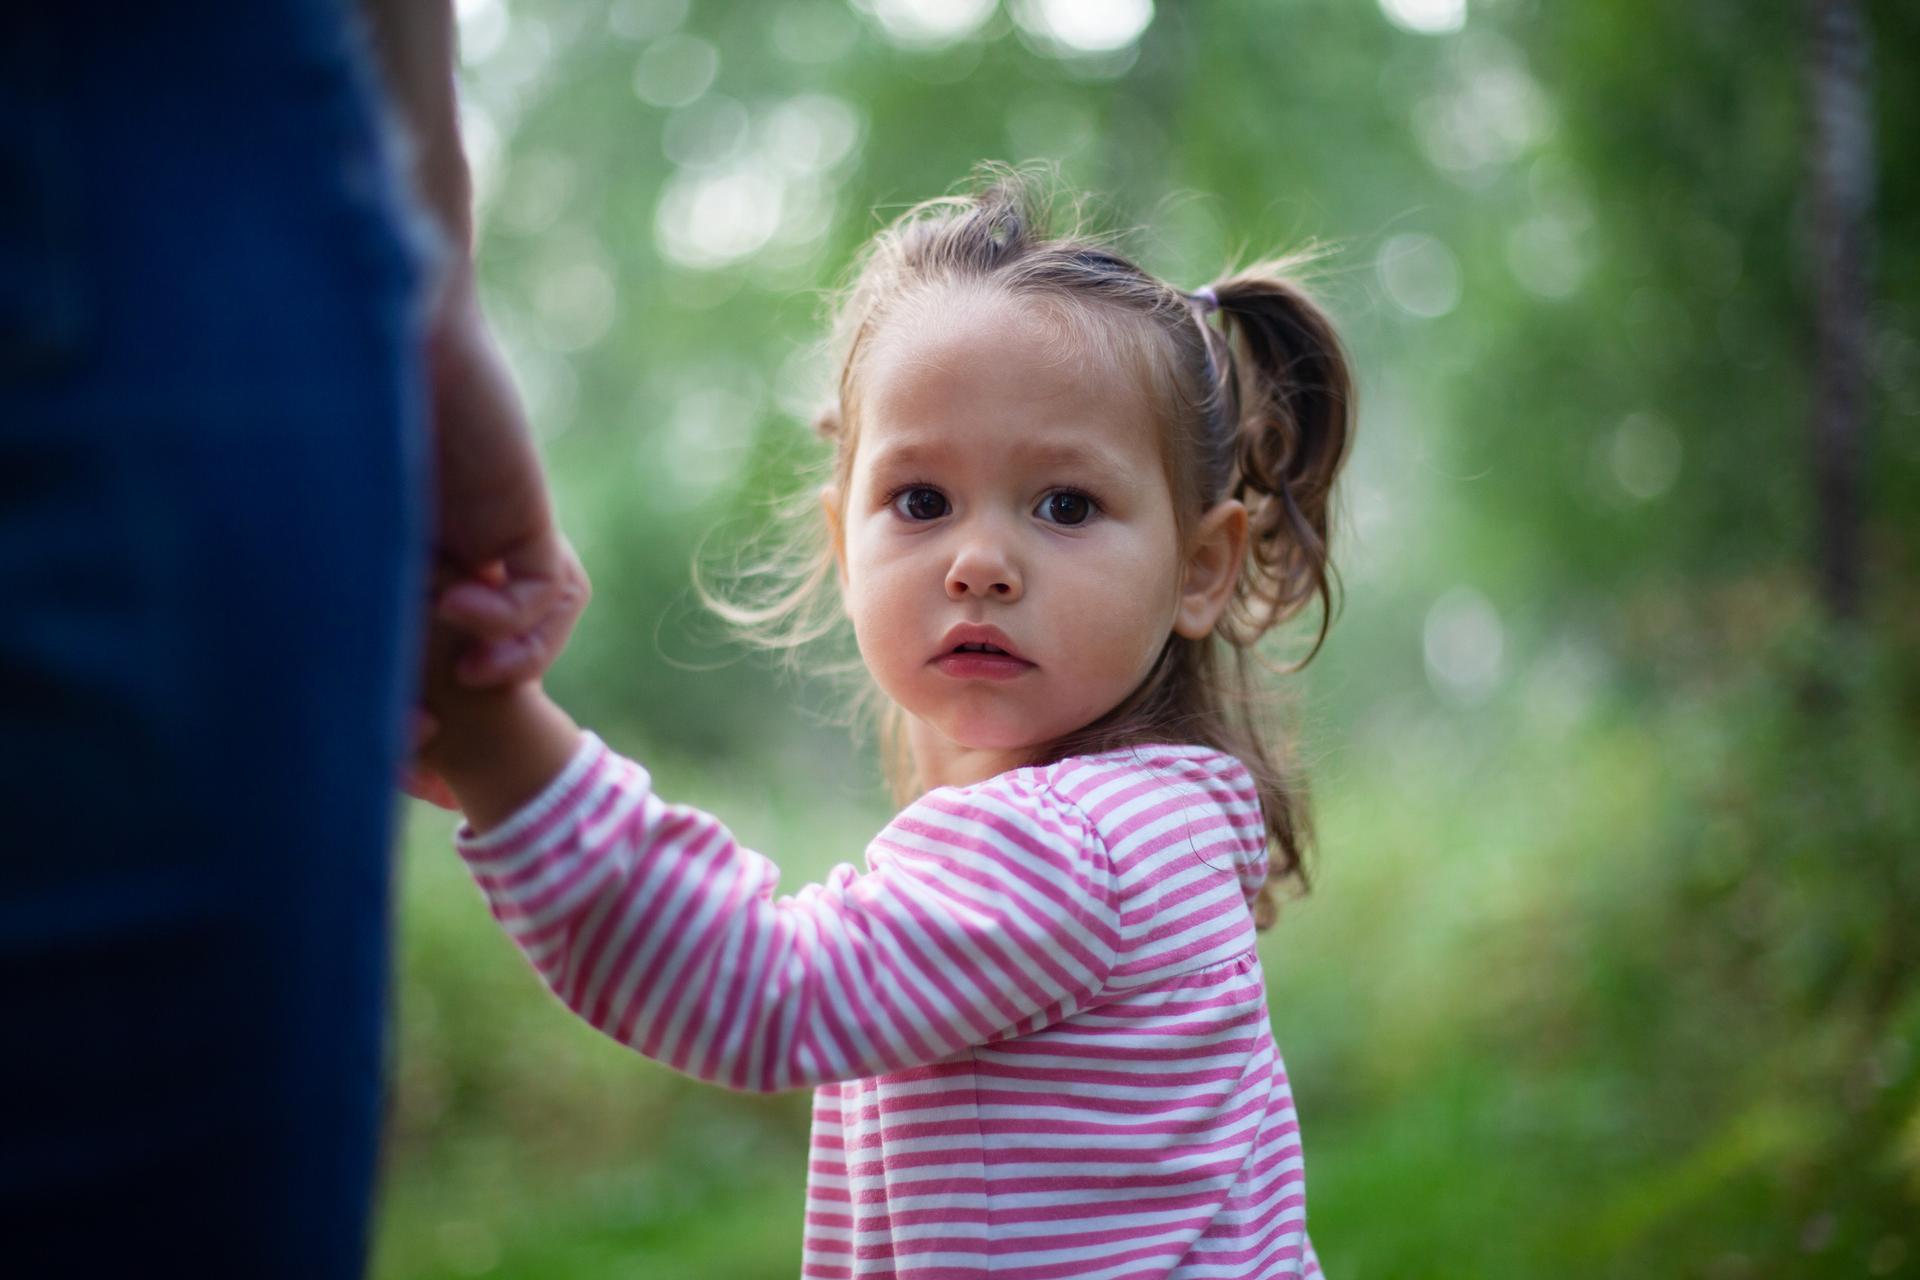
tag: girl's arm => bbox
[451,733,1122,1094]
[424,683,582,831]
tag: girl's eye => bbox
[1037,490,1096,526]
[891,487,949,521]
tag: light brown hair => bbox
[706,167,1356,926]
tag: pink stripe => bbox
[724,905,787,1090]
[799,926,871,1083]
[825,913,947,1071]
[849,904,985,1067]
[1168,1203,1310,1267]
[587,818,728,1033]
[680,876,763,1082]
[872,902,1007,1048]
[971,1086,1239,1117]
[888,877,1072,1030]
[1107,796,1228,860]
[544,811,677,1009]
[1043,1003,1267,1041]
[1124,835,1244,907]
[833,1078,1251,1125]
[893,794,1107,904]
[487,811,626,921]
[974,1196,1300,1257]
[460,746,611,865]
[843,1118,1269,1174]
[688,868,776,1081]
[869,834,1116,985]
[631,845,765,1058]
[1137,872,1248,934]
[1138,922,1255,976]
[813,910,917,1077]
[876,864,1094,1015]
[1077,768,1171,825]
[910,796,1115,923]
[967,1057,1259,1089]
[846,1142,1303,1201]
[849,1093,1272,1146]
[980,1033,1259,1063]
[470,777,626,894]
[509,801,683,954]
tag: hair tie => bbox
[1187,286,1230,432]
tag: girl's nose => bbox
[945,539,1022,601]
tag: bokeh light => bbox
[1378,0,1466,36]
[1423,586,1505,704]
[853,0,996,50]
[632,33,719,107]
[1010,0,1154,55]
[1378,232,1463,318]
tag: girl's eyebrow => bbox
[865,436,1125,479]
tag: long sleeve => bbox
[454,734,1122,1094]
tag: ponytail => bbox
[1211,268,1356,667]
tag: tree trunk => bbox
[1807,0,1874,623]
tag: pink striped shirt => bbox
[456,734,1322,1279]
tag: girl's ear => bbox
[1174,499,1249,640]
[820,484,848,587]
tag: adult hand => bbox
[354,0,584,797]
[404,267,588,810]
[425,264,589,688]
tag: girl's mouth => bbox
[931,624,1033,678]
[934,624,1029,662]
[933,648,1034,680]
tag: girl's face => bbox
[827,286,1243,790]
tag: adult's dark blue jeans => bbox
[1,3,428,1274]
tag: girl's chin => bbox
[942,731,1043,757]
[911,713,1050,757]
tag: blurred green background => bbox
[373,0,1920,1275]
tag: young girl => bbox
[419,171,1354,1279]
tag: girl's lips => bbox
[936,623,1027,663]
[933,651,1034,681]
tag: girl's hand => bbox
[406,671,584,835]
[433,533,590,688]
[402,710,459,810]
[403,548,586,812]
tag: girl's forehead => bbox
[860,285,1145,419]
[855,294,1159,463]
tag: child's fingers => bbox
[403,767,460,810]
[454,630,543,688]
[436,580,520,632]
[432,556,517,630]
[436,572,570,640]
[413,709,440,752]
[452,566,591,686]
[437,529,587,687]
[451,553,587,688]
[401,710,457,808]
